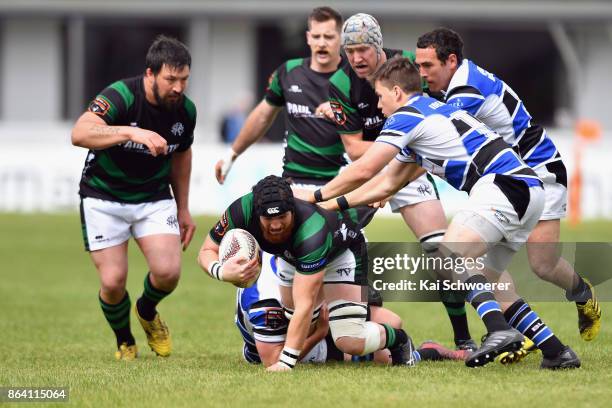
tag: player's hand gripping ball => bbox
[218,229,261,288]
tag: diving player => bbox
[198,175,418,371]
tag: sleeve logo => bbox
[88,97,110,116]
[330,101,347,126]
[264,308,287,329]
[214,212,230,237]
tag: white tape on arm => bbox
[220,148,238,179]
[207,260,225,281]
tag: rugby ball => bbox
[218,228,261,288]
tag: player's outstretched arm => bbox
[267,271,323,372]
[256,305,328,368]
[321,161,424,211]
[215,100,282,184]
[171,148,196,250]
[301,142,399,204]
[71,112,168,156]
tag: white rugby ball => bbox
[218,228,261,288]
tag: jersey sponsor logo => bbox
[286,102,313,117]
[171,122,185,136]
[288,85,303,93]
[299,258,327,271]
[266,207,280,215]
[214,212,230,237]
[364,115,384,129]
[88,97,110,116]
[122,141,180,154]
[358,102,369,109]
[330,101,346,125]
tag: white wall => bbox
[1,124,611,220]
[194,19,255,143]
[0,18,62,121]
[576,26,612,128]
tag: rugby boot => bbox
[136,306,172,357]
[114,343,138,361]
[455,338,478,352]
[496,337,538,365]
[540,346,581,370]
[420,341,471,361]
[390,334,417,366]
[577,279,601,341]
[465,329,524,367]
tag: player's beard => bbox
[152,81,183,111]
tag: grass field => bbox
[1,214,611,407]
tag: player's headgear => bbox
[341,13,383,52]
[252,175,295,217]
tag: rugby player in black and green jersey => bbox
[305,14,477,352]
[71,36,197,360]
[215,7,348,187]
[198,176,418,371]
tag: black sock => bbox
[465,275,511,333]
[504,298,565,358]
[383,324,408,349]
[566,275,591,305]
[99,292,135,348]
[137,272,172,321]
[442,300,472,343]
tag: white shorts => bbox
[262,249,365,287]
[80,197,179,251]
[535,168,567,220]
[389,172,439,212]
[452,174,545,252]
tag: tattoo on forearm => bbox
[90,124,119,136]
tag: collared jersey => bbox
[445,60,564,184]
[376,95,541,193]
[79,76,196,203]
[265,57,348,183]
[209,193,375,274]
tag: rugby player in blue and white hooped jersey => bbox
[316,57,580,369]
[415,28,600,354]
[235,253,468,367]
[235,254,333,366]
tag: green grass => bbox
[1,214,611,407]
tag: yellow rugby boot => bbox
[135,306,172,357]
[577,279,601,341]
[115,343,138,361]
[496,337,538,365]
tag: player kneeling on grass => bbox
[214,251,468,367]
[198,175,426,371]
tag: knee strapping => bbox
[328,299,381,356]
[419,230,445,255]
